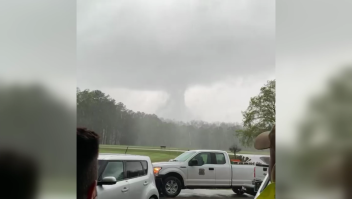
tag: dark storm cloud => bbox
[77,0,275,120]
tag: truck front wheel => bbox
[232,187,244,196]
[162,176,182,197]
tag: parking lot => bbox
[161,189,254,199]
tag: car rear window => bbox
[126,161,145,179]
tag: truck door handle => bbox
[209,168,214,170]
[263,173,267,175]
[143,181,148,186]
[121,187,129,192]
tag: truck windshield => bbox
[173,151,196,162]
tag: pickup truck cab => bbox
[152,150,267,197]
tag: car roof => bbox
[98,153,150,161]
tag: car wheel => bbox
[232,187,244,196]
[162,176,182,197]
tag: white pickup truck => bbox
[153,150,268,197]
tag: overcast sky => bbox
[77,0,275,123]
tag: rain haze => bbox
[77,0,275,123]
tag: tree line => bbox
[77,88,256,151]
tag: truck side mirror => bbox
[189,159,198,166]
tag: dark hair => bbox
[0,150,38,199]
[77,128,99,199]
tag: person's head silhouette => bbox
[254,125,275,182]
[77,128,99,199]
[0,150,38,199]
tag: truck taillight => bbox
[254,167,256,178]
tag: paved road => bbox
[161,189,254,199]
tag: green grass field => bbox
[100,145,269,162]
[101,144,189,151]
[100,147,183,162]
